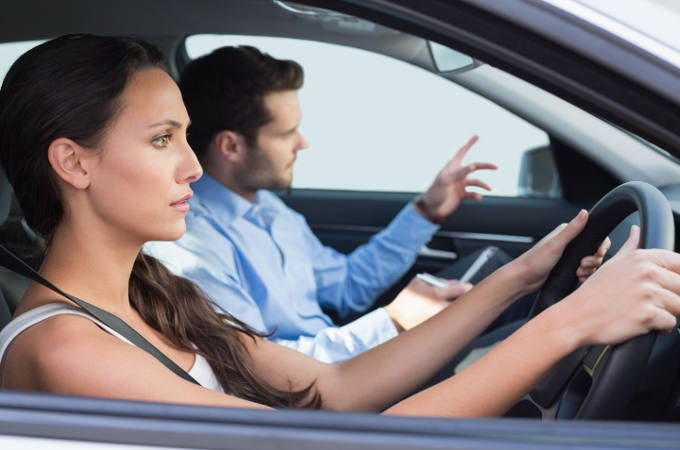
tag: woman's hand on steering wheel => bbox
[511,210,611,296]
[557,225,680,348]
[512,210,588,294]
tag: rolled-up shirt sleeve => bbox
[273,307,398,362]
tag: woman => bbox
[0,34,678,416]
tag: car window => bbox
[185,35,554,198]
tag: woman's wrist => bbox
[493,262,531,303]
[530,301,582,357]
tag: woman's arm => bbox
[247,215,680,415]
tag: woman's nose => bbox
[179,142,203,183]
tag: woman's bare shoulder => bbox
[2,308,123,391]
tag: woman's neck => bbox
[37,219,142,316]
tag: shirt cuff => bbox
[379,202,440,249]
[407,201,442,229]
[342,307,399,345]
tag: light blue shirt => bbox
[145,174,439,362]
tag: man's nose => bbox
[296,130,309,151]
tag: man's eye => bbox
[152,134,171,148]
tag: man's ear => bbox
[213,130,247,162]
[47,137,91,190]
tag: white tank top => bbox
[0,303,224,393]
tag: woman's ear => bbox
[47,138,91,190]
[213,130,247,163]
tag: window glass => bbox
[186,35,551,197]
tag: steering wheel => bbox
[525,181,675,420]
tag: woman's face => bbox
[84,68,202,244]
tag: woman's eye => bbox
[152,134,171,148]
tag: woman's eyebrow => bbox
[148,119,184,129]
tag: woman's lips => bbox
[171,193,192,212]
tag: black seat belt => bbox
[0,244,200,385]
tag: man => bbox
[146,46,601,363]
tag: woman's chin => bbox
[150,223,186,243]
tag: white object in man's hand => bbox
[416,272,449,288]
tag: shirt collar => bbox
[191,174,252,225]
[190,174,279,227]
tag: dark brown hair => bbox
[179,45,304,157]
[0,34,319,408]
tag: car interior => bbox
[1,0,680,426]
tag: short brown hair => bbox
[179,46,304,157]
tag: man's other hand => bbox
[415,135,497,223]
[384,276,472,332]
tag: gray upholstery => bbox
[0,166,33,326]
[0,289,11,329]
[0,167,12,225]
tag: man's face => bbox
[234,90,308,192]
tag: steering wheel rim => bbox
[528,181,674,420]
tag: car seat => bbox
[0,167,39,330]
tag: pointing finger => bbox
[452,135,479,163]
